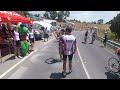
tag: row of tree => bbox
[43,11,70,22]
[110,13,120,39]
[15,11,30,17]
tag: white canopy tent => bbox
[33,21,52,31]
[43,19,57,24]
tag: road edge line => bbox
[77,46,91,79]
[75,33,91,79]
[0,38,55,79]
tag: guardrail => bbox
[96,35,120,49]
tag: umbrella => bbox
[0,11,32,24]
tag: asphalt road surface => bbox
[1,31,120,79]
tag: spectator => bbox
[103,32,108,46]
[29,26,35,52]
[13,26,22,59]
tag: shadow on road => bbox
[50,72,63,79]
[4,55,16,62]
[105,67,120,79]
[89,43,93,44]
[81,42,86,44]
[105,72,120,79]
[99,46,105,48]
[45,58,61,64]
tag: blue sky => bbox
[30,11,120,23]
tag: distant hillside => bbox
[57,21,110,31]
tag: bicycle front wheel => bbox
[108,57,119,73]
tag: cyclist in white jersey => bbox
[61,27,77,77]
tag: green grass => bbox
[97,30,120,44]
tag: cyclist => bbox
[61,27,77,77]
[90,28,92,34]
[115,48,120,72]
[91,31,96,44]
[58,29,65,62]
[84,30,88,44]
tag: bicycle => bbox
[108,57,120,73]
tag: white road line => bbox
[77,46,91,79]
[8,66,28,79]
[0,49,37,79]
[0,37,55,79]
[75,33,91,79]
[96,39,116,56]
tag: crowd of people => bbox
[0,21,35,59]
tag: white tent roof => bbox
[33,21,52,31]
[43,19,57,24]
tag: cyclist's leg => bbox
[84,36,87,43]
[63,54,67,73]
[68,54,73,72]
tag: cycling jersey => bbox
[61,34,76,55]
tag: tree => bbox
[43,12,50,19]
[106,20,112,24]
[97,19,104,24]
[110,13,120,40]
[15,11,30,17]
[34,14,41,17]
[43,11,70,22]
[49,11,58,20]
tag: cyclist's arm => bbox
[73,39,77,54]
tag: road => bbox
[1,31,120,79]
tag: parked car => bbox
[33,29,44,40]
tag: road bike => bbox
[108,57,120,73]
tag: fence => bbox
[96,35,120,50]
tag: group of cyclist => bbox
[54,25,120,76]
[84,27,120,72]
[84,27,97,44]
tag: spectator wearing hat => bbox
[103,32,108,46]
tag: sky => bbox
[30,11,120,23]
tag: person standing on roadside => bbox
[103,32,108,46]
[61,27,77,77]
[29,26,35,52]
[58,29,65,62]
[13,26,22,59]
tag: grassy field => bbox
[57,21,110,31]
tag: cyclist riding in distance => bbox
[84,29,89,44]
[115,48,120,72]
[58,29,65,61]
